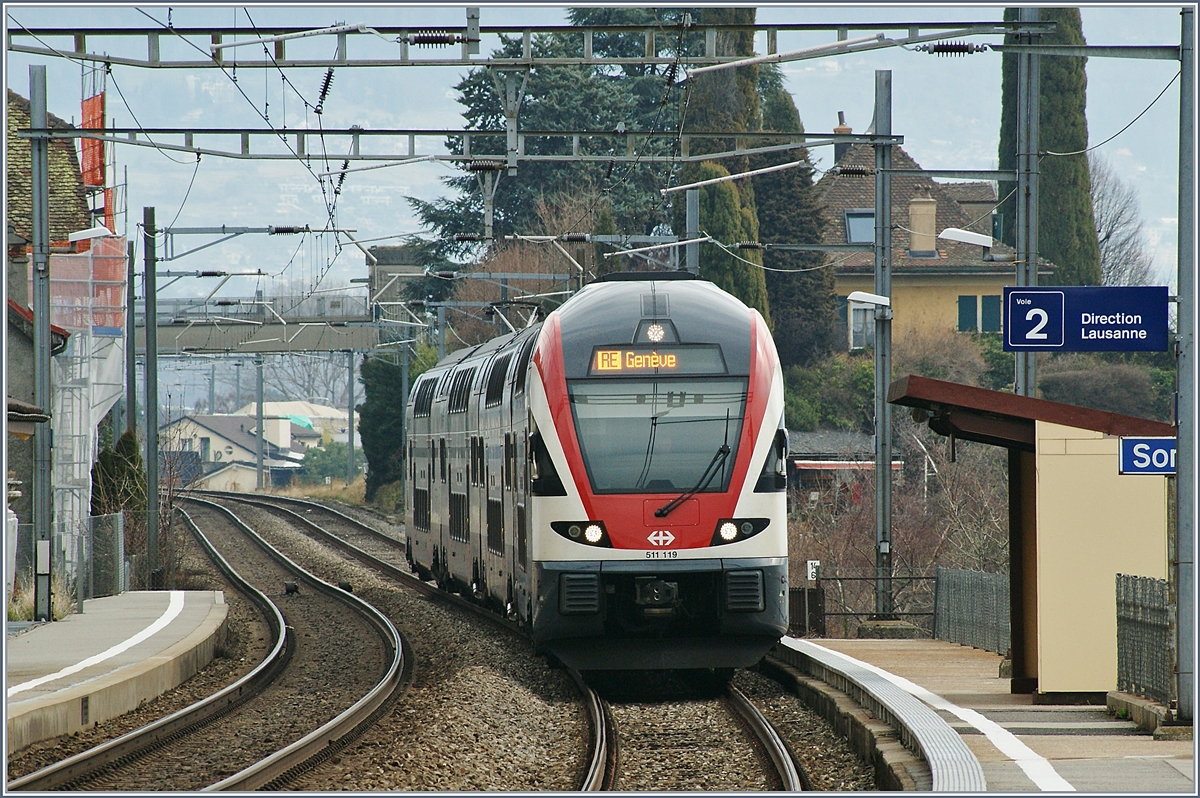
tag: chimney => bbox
[833,111,852,165]
[908,189,938,257]
[263,416,291,453]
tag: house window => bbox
[981,295,1002,332]
[958,296,978,332]
[844,210,875,244]
[850,304,875,350]
[837,295,875,350]
[958,295,1003,333]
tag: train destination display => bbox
[1003,286,1169,352]
[589,345,726,375]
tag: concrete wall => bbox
[1034,421,1168,694]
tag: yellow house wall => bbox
[196,465,258,493]
[836,273,1012,341]
[1034,420,1168,693]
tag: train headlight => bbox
[710,518,770,546]
[552,520,612,547]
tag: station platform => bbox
[5,590,228,755]
[805,638,1195,792]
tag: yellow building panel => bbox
[1034,421,1168,694]
[1065,438,1118,456]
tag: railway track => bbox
[9,499,405,791]
[196,491,807,792]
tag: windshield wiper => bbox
[654,444,731,518]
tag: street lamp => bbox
[847,291,894,619]
[937,227,1016,263]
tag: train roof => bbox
[554,272,756,379]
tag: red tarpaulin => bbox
[81,92,105,188]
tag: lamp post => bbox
[849,291,894,618]
[870,68,895,621]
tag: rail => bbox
[185,497,406,791]
[7,508,292,791]
[725,685,806,791]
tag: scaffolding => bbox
[32,236,127,556]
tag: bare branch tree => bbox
[1089,152,1154,287]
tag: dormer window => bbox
[844,210,874,244]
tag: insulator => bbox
[562,234,590,243]
[268,225,306,235]
[663,62,678,85]
[736,241,763,250]
[467,160,505,172]
[315,67,334,114]
[927,41,987,56]
[334,160,349,195]
[837,165,873,177]
[454,234,485,242]
[409,31,456,46]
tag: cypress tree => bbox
[998,7,1101,285]
[751,67,836,367]
[357,356,408,501]
[671,7,771,323]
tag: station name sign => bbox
[1003,286,1169,352]
[1119,437,1177,475]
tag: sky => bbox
[6,3,1185,300]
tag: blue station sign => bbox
[1003,286,1169,352]
[1119,437,1177,475]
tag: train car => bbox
[405,271,788,671]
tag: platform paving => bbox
[5,590,227,754]
[813,638,1195,792]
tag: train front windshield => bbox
[568,379,747,494]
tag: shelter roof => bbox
[888,374,1175,452]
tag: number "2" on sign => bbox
[1025,308,1049,340]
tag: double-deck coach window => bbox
[486,353,512,407]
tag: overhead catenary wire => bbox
[1042,70,1180,158]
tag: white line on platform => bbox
[7,591,186,699]
[813,643,1076,792]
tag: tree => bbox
[751,66,836,367]
[409,13,689,260]
[357,355,409,500]
[1089,152,1154,286]
[299,441,351,485]
[998,7,1101,285]
[669,7,772,322]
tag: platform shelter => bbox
[889,374,1175,701]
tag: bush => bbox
[299,441,353,485]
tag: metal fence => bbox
[932,567,1010,655]
[1116,573,1173,707]
[812,573,937,638]
[11,513,126,617]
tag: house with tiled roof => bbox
[817,143,1054,349]
[7,89,91,246]
[159,413,322,489]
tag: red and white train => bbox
[405,271,788,670]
